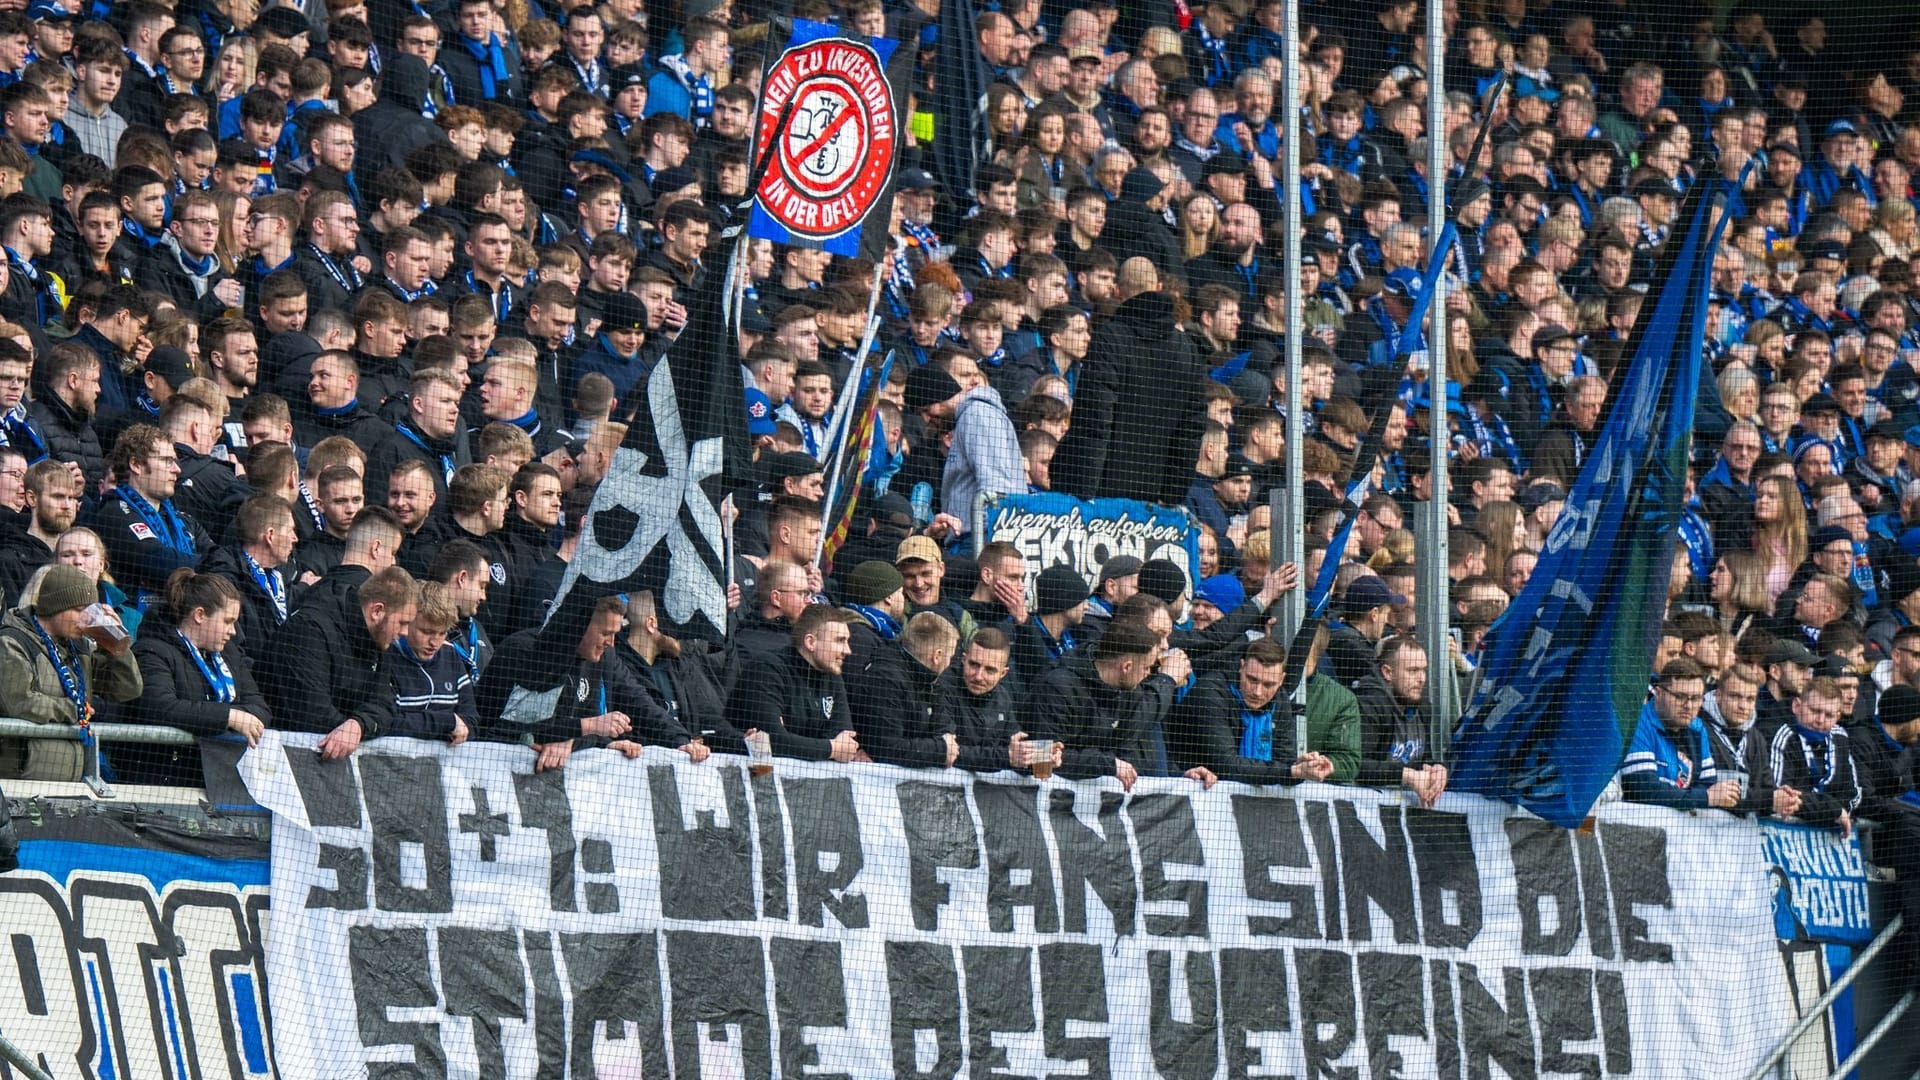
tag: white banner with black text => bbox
[238,730,1797,1080]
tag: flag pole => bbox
[1420,0,1459,748]
[814,262,889,567]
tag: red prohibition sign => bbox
[755,37,897,239]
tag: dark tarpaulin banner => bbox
[748,20,904,258]
[927,0,992,201]
[238,730,1796,1080]
[1450,177,1724,829]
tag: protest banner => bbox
[237,731,1795,1080]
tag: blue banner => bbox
[1450,180,1725,828]
[1761,820,1872,945]
[984,492,1201,599]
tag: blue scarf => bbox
[0,406,45,463]
[244,551,286,623]
[396,423,458,487]
[117,484,195,555]
[306,243,363,293]
[30,614,88,724]
[123,218,167,248]
[466,269,514,322]
[459,33,513,101]
[445,617,484,677]
[1230,683,1277,762]
[178,630,235,703]
[847,604,901,641]
[1790,721,1840,791]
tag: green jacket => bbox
[1305,674,1362,783]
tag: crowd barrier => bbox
[0,725,1901,1079]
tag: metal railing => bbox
[0,717,198,799]
[1743,913,1907,1080]
[0,1030,55,1080]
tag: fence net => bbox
[2,0,1920,1077]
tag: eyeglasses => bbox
[1725,442,1761,453]
[179,217,220,228]
[0,468,25,480]
[1659,687,1705,703]
[147,454,180,467]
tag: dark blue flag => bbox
[927,0,993,200]
[1450,181,1730,827]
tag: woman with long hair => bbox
[125,568,270,785]
[1710,550,1773,641]
[211,190,250,276]
[1750,475,1807,604]
[1474,501,1527,586]
[1176,193,1220,262]
[41,528,143,638]
[203,34,256,106]
[1018,106,1072,201]
[986,84,1028,157]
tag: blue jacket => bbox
[1620,703,1718,809]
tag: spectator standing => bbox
[0,563,140,780]
[259,565,418,760]
[126,569,269,785]
[727,604,862,764]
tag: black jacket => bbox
[1052,291,1208,505]
[132,237,237,320]
[292,243,365,314]
[933,665,1021,771]
[28,393,105,490]
[732,609,795,666]
[614,639,738,750]
[290,398,388,452]
[438,34,526,111]
[1351,672,1437,787]
[726,647,853,761]
[84,489,212,605]
[0,525,52,606]
[492,512,565,640]
[1023,654,1179,780]
[848,644,950,768]
[352,56,452,184]
[364,421,460,505]
[1172,672,1303,785]
[475,608,683,747]
[197,544,291,658]
[127,623,271,784]
[258,596,395,738]
[171,443,251,541]
[1767,722,1864,829]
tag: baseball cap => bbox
[896,535,945,566]
[1630,177,1678,200]
[1532,324,1577,350]
[144,346,195,390]
[1869,419,1906,443]
[1383,267,1423,298]
[1809,524,1852,550]
[1202,153,1246,177]
[1879,684,1920,727]
[1341,575,1405,613]
[27,1,73,22]
[254,6,310,39]
[1804,239,1847,263]
[1825,118,1861,139]
[765,450,825,482]
[897,167,940,192]
[1068,45,1105,65]
[744,388,777,436]
[1880,557,1920,605]
[1515,482,1566,512]
[1764,639,1818,667]
[1800,391,1839,415]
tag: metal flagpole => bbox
[1419,0,1458,747]
[1277,0,1305,647]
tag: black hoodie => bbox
[352,56,450,185]
[1052,291,1208,505]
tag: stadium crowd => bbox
[0,0,1905,896]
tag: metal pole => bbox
[1418,0,1457,751]
[1742,913,1906,1080]
[1277,0,1305,644]
[0,1031,57,1080]
[1821,989,1913,1080]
